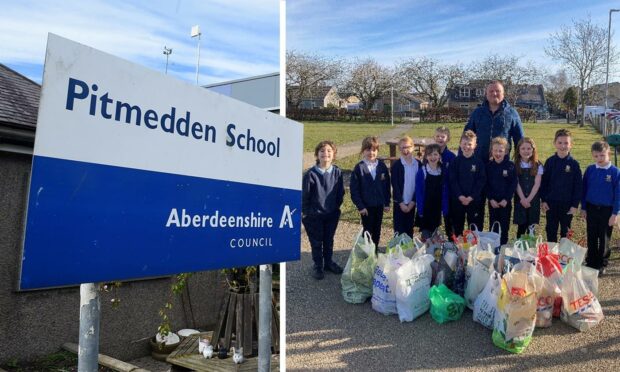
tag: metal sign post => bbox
[258,264,272,371]
[78,283,100,372]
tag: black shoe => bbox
[324,261,343,274]
[598,268,606,277]
[312,266,325,280]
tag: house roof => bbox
[0,64,40,130]
[287,85,334,100]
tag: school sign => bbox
[19,34,302,290]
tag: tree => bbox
[544,69,571,116]
[398,57,465,109]
[545,16,615,126]
[563,87,578,123]
[343,58,397,114]
[467,54,543,105]
[286,50,343,110]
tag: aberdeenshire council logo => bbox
[165,206,296,248]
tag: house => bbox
[286,85,341,109]
[586,82,620,109]
[446,80,548,118]
[370,91,426,116]
[0,63,225,363]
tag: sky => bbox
[0,0,279,85]
[287,0,620,82]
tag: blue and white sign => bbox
[19,34,302,290]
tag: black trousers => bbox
[393,204,415,238]
[489,203,511,245]
[361,206,384,248]
[451,199,483,237]
[585,203,613,270]
[545,200,573,242]
[302,210,341,268]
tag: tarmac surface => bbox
[286,221,620,371]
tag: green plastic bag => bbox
[342,230,377,304]
[428,284,465,324]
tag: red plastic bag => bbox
[537,243,562,277]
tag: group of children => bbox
[302,127,619,280]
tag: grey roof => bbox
[0,64,40,130]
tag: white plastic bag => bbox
[473,270,501,329]
[472,222,501,253]
[394,254,434,322]
[561,263,604,332]
[581,266,600,297]
[464,249,495,309]
[557,238,587,269]
[372,249,406,315]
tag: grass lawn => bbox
[302,121,396,152]
[304,121,618,250]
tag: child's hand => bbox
[609,214,617,226]
[567,207,578,215]
[520,198,530,208]
[581,210,587,219]
[499,200,508,207]
[489,200,499,208]
[408,201,416,212]
[458,195,468,205]
[399,202,408,213]
[383,206,390,213]
[541,202,549,212]
[359,208,368,216]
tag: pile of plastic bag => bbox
[340,227,605,354]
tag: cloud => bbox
[0,0,279,83]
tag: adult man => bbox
[463,80,524,161]
[462,80,524,227]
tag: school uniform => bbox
[486,158,517,245]
[391,157,419,237]
[581,163,620,271]
[441,148,457,238]
[448,154,486,236]
[540,153,582,242]
[350,159,391,247]
[302,165,345,270]
[514,161,543,238]
[415,164,449,239]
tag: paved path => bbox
[287,221,620,371]
[303,124,413,168]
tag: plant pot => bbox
[150,336,180,355]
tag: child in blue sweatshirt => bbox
[350,136,391,248]
[302,140,345,280]
[449,130,486,236]
[541,129,582,242]
[486,137,517,246]
[581,140,620,276]
[415,144,449,240]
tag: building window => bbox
[460,104,469,108]
[476,88,484,97]
[459,87,470,98]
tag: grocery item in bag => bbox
[464,248,495,309]
[429,284,465,324]
[394,254,434,322]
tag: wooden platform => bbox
[167,332,279,371]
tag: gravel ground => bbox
[286,221,620,371]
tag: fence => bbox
[589,114,620,137]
